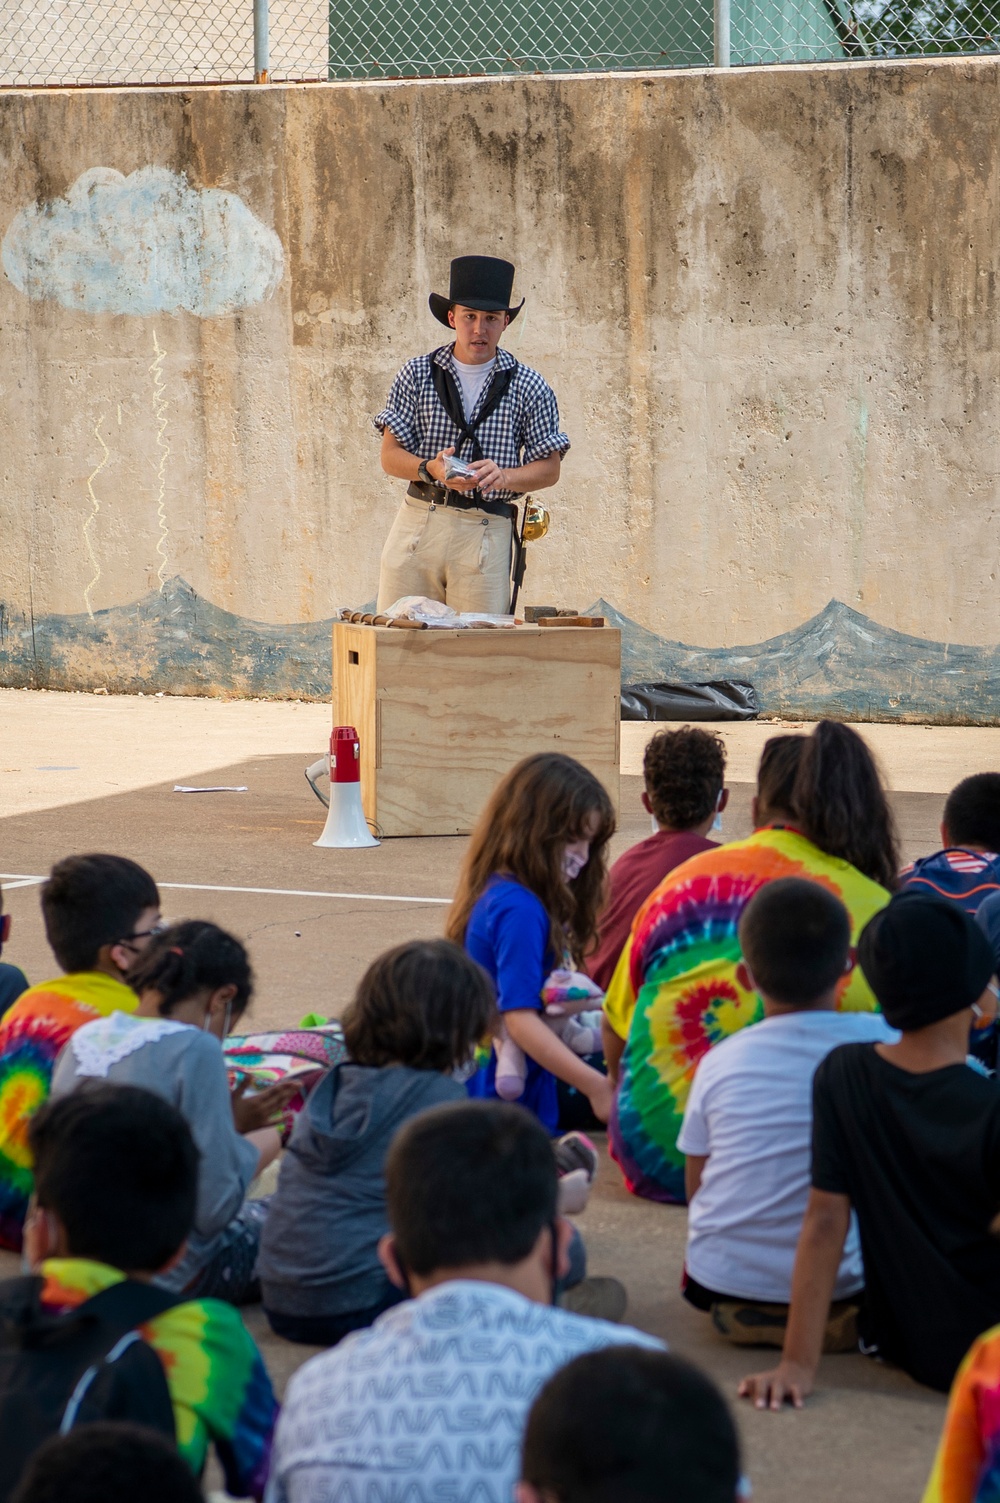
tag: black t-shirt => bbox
[812,1042,1000,1392]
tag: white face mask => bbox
[562,848,589,882]
[204,998,234,1039]
[711,792,724,835]
[650,813,660,835]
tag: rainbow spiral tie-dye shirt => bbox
[604,826,890,1203]
[924,1324,1000,1503]
[38,1258,276,1498]
[0,972,140,1250]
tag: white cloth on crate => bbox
[678,1009,897,1303]
[265,1279,663,1503]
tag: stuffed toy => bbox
[494,968,604,1101]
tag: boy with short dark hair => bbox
[267,1101,661,1503]
[12,1422,203,1503]
[0,854,161,1249]
[900,772,1000,913]
[589,727,727,990]
[517,1346,742,1503]
[679,879,894,1346]
[0,1085,276,1499]
[741,892,1000,1407]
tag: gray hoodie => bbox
[259,1061,465,1317]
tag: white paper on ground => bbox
[173,784,249,793]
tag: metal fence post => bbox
[714,0,731,66]
[254,0,270,80]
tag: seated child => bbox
[517,1346,742,1503]
[0,1084,276,1498]
[12,1423,203,1503]
[50,921,299,1303]
[0,854,160,1250]
[740,892,1000,1406]
[266,1100,660,1503]
[588,726,727,990]
[899,773,1000,914]
[259,939,496,1346]
[0,884,28,1019]
[448,753,616,1134]
[679,878,895,1344]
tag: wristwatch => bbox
[417,460,434,485]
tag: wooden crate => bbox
[332,623,621,837]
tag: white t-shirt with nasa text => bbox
[265,1279,663,1503]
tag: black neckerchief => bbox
[430,352,517,462]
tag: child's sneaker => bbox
[554,1131,599,1184]
[557,1169,591,1215]
[559,1277,628,1323]
[553,1132,599,1213]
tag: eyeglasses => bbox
[117,919,167,951]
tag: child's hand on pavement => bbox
[231,1075,302,1134]
[738,1360,814,1411]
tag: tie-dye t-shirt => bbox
[923,1325,1000,1503]
[39,1257,276,1498]
[604,827,890,1203]
[0,972,138,1250]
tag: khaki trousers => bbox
[376,498,514,615]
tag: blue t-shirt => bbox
[464,876,559,1134]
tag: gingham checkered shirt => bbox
[373,343,569,504]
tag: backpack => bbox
[898,848,1000,915]
[0,1274,180,1501]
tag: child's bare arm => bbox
[601,1015,626,1085]
[739,1188,851,1411]
[505,1009,612,1121]
[685,1154,708,1201]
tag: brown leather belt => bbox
[406,480,517,522]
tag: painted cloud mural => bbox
[1,165,283,317]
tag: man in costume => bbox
[373,255,569,614]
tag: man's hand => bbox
[426,449,506,495]
[469,458,506,494]
[738,1360,815,1411]
[427,446,479,493]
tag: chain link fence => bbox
[0,0,998,86]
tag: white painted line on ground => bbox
[0,874,451,905]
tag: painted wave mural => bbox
[0,577,998,723]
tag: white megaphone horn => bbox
[311,726,379,848]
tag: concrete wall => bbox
[2,61,999,711]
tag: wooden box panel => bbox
[332,623,620,837]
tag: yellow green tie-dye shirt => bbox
[38,1258,276,1497]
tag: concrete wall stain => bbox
[2,64,999,715]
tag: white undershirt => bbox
[452,355,496,420]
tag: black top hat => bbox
[429,256,524,327]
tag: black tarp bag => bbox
[620,680,760,722]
